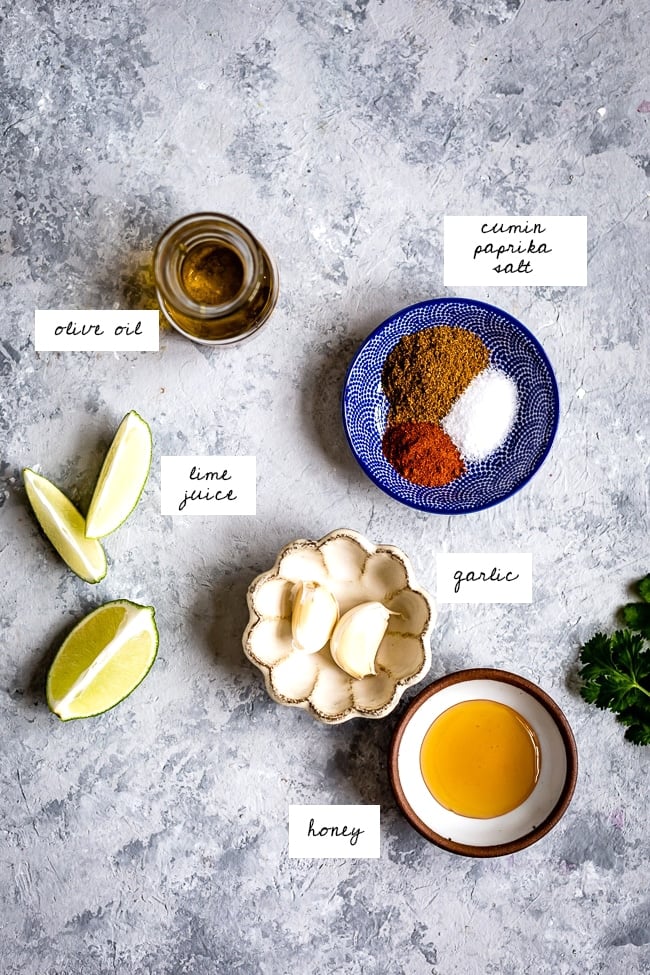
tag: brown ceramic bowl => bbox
[389,668,578,857]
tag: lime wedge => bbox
[23,468,107,584]
[85,411,152,539]
[46,600,158,720]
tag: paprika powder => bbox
[382,422,465,488]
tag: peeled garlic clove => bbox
[330,601,392,680]
[291,581,339,654]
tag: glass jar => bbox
[153,213,279,345]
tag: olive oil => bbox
[180,241,245,306]
[153,213,278,345]
[420,699,541,819]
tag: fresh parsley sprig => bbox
[579,575,650,745]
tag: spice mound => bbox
[381,325,518,488]
[382,326,490,425]
[442,367,518,462]
[383,422,465,487]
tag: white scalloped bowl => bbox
[243,529,437,724]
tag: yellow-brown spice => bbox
[382,325,490,425]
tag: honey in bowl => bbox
[420,699,541,819]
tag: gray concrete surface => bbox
[1,1,649,973]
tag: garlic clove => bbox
[330,601,392,680]
[291,581,339,654]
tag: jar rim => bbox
[153,212,261,318]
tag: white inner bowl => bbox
[392,672,577,854]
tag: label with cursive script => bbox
[437,553,532,603]
[443,216,587,286]
[35,310,159,351]
[289,805,380,858]
[160,456,256,516]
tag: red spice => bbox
[383,421,465,487]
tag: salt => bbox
[442,367,518,462]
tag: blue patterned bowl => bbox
[342,298,559,514]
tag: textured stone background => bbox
[1,1,648,973]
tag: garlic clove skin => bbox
[291,581,339,654]
[330,601,392,680]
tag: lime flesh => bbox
[85,411,152,539]
[46,600,158,720]
[23,468,107,584]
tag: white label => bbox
[34,310,159,351]
[160,456,256,516]
[437,553,532,603]
[289,805,380,858]
[443,216,587,286]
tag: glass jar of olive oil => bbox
[153,213,278,345]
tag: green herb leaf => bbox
[618,705,650,746]
[624,723,650,746]
[621,602,650,638]
[579,629,650,745]
[636,574,650,604]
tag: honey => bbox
[153,213,278,345]
[420,699,541,819]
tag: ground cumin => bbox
[383,422,465,487]
[382,325,490,425]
